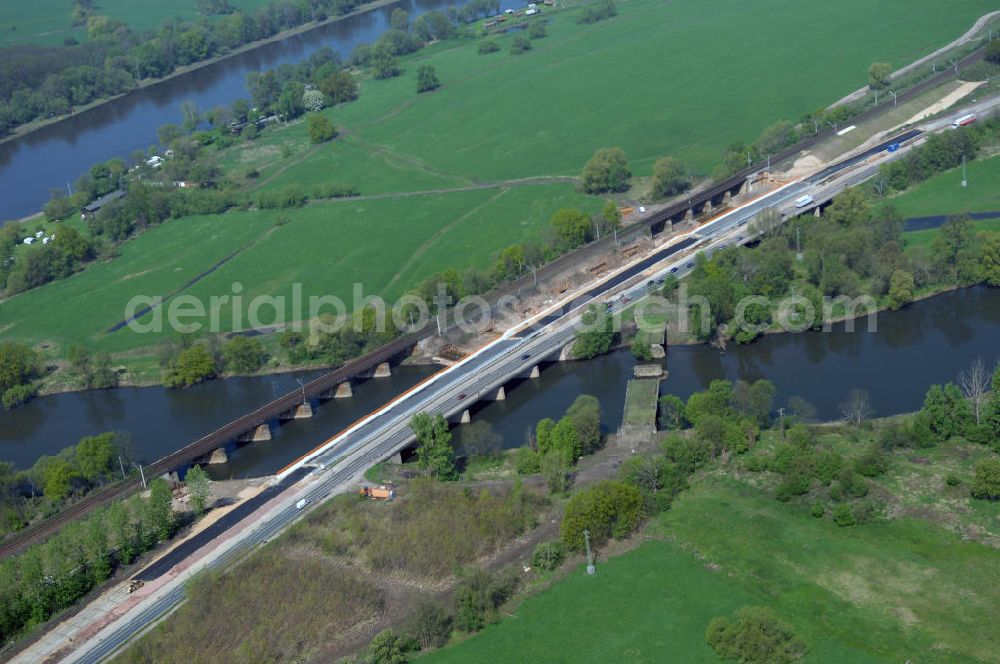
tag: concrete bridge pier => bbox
[528,365,540,379]
[208,448,229,464]
[684,208,694,223]
[490,386,506,401]
[237,423,272,442]
[460,409,471,424]
[281,401,314,420]
[373,362,391,378]
[334,382,353,398]
[559,343,576,361]
[160,471,180,484]
[703,200,714,216]
[723,191,732,207]
[814,206,822,218]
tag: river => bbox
[3,286,998,478]
[0,0,522,222]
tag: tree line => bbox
[0,0,377,135]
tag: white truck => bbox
[794,194,814,208]
[295,498,310,510]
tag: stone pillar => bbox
[282,402,313,420]
[651,344,666,359]
[723,191,732,207]
[493,386,506,401]
[703,200,714,216]
[373,362,391,378]
[208,448,228,464]
[684,208,694,223]
[559,343,576,361]
[528,365,540,379]
[814,206,821,218]
[740,178,751,195]
[237,423,271,442]
[335,382,352,398]
[460,409,471,424]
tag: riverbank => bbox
[0,0,409,150]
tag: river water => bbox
[0,0,522,222]
[3,287,998,478]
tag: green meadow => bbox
[1,0,274,46]
[425,474,1000,664]
[891,153,1000,219]
[2,0,997,373]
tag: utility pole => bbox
[132,462,147,489]
[874,89,879,106]
[583,529,595,575]
[962,155,967,188]
[777,407,785,442]
[889,90,897,107]
[296,377,306,404]
[118,455,127,481]
[950,58,959,76]
[747,149,752,167]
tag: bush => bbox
[971,458,1000,501]
[832,504,856,527]
[531,540,565,571]
[2,383,37,409]
[629,334,652,361]
[221,336,268,374]
[650,156,690,198]
[560,480,643,550]
[514,447,541,474]
[306,113,338,143]
[477,40,500,54]
[946,474,961,487]
[528,22,547,39]
[774,473,810,502]
[453,569,517,632]
[577,0,617,24]
[510,35,532,55]
[257,186,308,209]
[405,601,452,650]
[810,502,825,518]
[706,606,806,664]
[853,448,888,477]
[416,64,440,93]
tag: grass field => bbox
[3,0,998,376]
[1,0,274,46]
[425,472,1000,664]
[620,378,658,430]
[0,184,597,360]
[892,153,1000,219]
[903,217,1000,250]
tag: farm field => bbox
[1,0,275,46]
[425,473,1000,664]
[891,153,1000,219]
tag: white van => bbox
[794,195,814,208]
[295,498,310,510]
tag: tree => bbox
[75,433,117,482]
[222,336,267,374]
[650,156,690,198]
[528,22,547,39]
[658,394,685,430]
[318,71,358,105]
[371,43,401,79]
[0,341,41,409]
[302,88,325,112]
[185,464,211,514]
[580,147,630,194]
[453,568,514,632]
[306,113,338,143]
[985,40,1000,66]
[509,35,532,55]
[147,477,175,541]
[886,269,914,310]
[157,123,182,146]
[410,412,457,480]
[839,389,872,427]
[980,232,1000,287]
[460,421,502,459]
[788,396,817,424]
[971,458,1000,501]
[406,601,451,649]
[550,208,592,249]
[560,480,643,550]
[164,344,217,388]
[180,100,200,133]
[958,358,991,425]
[367,629,410,664]
[931,215,978,282]
[43,458,76,500]
[390,8,410,32]
[706,606,806,664]
[478,40,500,54]
[541,449,572,494]
[416,64,440,93]
[572,305,615,359]
[868,62,892,90]
[921,382,971,441]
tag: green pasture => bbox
[892,153,1000,219]
[425,476,1000,663]
[0,183,596,355]
[1,0,274,46]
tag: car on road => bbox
[685,262,694,268]
[655,278,664,284]
[295,498,310,510]
[520,353,531,360]
[737,235,744,241]
[458,393,467,400]
[669,267,678,273]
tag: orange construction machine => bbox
[359,485,395,500]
